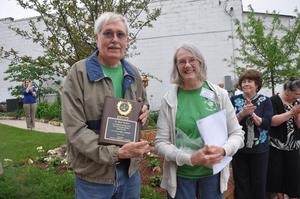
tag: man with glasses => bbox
[62,12,151,199]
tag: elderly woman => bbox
[230,69,273,199]
[266,77,300,199]
[155,43,244,199]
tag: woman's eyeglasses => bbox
[177,58,199,67]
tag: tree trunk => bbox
[270,71,275,96]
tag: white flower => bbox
[47,150,55,155]
[44,157,52,162]
[28,159,34,164]
[4,158,13,162]
[61,159,68,165]
[36,146,45,153]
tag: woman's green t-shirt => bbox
[176,82,218,179]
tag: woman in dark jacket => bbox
[266,77,300,199]
[231,69,273,199]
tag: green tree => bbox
[4,55,58,100]
[1,0,161,97]
[227,7,300,94]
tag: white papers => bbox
[196,110,232,174]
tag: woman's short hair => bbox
[170,43,207,86]
[283,77,300,92]
[94,12,128,35]
[237,69,262,92]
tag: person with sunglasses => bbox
[62,12,151,199]
[266,77,300,199]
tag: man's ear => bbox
[128,37,133,46]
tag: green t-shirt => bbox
[176,82,218,179]
[101,64,123,98]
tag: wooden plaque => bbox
[99,96,142,146]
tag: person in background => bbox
[230,69,273,199]
[62,12,152,199]
[266,77,300,199]
[155,43,244,199]
[22,79,37,129]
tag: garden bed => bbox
[31,130,234,198]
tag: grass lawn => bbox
[0,124,66,162]
[0,123,163,199]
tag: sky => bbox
[0,0,299,20]
[242,0,300,16]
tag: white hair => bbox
[94,12,128,35]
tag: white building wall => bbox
[0,0,296,109]
[0,17,43,102]
[128,0,243,109]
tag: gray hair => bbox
[170,43,207,86]
[283,77,300,92]
[94,12,129,35]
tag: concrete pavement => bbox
[0,119,65,134]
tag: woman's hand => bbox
[237,101,256,121]
[252,112,262,126]
[293,105,300,128]
[190,145,224,167]
[242,99,256,116]
[291,104,300,116]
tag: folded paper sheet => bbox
[196,109,232,174]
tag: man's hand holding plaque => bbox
[117,140,152,159]
[99,96,146,145]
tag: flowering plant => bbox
[34,145,70,172]
[145,152,162,187]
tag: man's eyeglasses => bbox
[177,58,199,67]
[102,31,127,40]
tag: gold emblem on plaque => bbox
[117,101,132,116]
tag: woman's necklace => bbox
[279,93,293,106]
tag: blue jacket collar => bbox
[86,50,136,81]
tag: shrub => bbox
[147,153,160,168]
[146,111,159,130]
[149,174,162,187]
[145,152,162,187]
[36,96,61,120]
[0,109,25,119]
[141,185,164,199]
